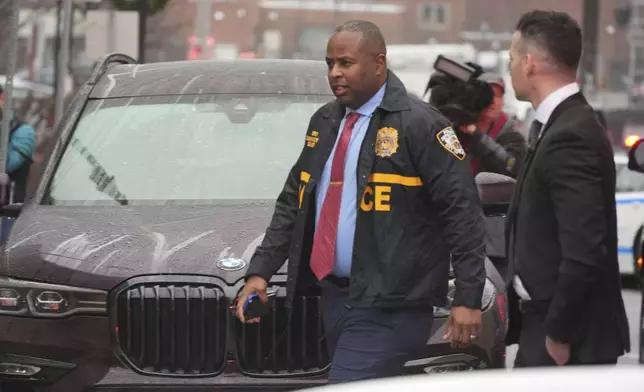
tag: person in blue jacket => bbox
[0,85,37,203]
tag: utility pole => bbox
[581,0,600,94]
[138,0,148,62]
[53,0,62,108]
[108,2,116,53]
[0,0,20,176]
[194,0,212,59]
[54,0,73,125]
[628,1,644,90]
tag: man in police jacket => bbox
[237,20,487,383]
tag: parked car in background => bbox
[625,137,644,363]
[615,152,644,277]
[0,75,54,100]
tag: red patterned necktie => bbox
[309,112,361,280]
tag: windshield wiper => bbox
[70,138,129,206]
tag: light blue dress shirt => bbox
[315,83,387,277]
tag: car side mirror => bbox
[627,138,644,173]
[475,172,516,211]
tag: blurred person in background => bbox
[505,10,630,367]
[427,65,527,178]
[0,85,37,203]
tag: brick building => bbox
[153,0,631,87]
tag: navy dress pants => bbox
[319,282,434,384]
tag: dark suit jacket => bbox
[505,93,630,362]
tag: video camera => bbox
[425,55,494,128]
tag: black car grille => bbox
[235,295,330,376]
[111,277,330,378]
[113,283,228,377]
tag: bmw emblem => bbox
[216,257,247,271]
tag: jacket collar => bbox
[540,93,586,134]
[322,70,410,119]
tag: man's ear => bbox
[376,54,387,76]
[525,53,538,77]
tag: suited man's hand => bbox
[443,307,482,348]
[545,336,570,365]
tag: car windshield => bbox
[616,161,644,193]
[43,94,329,206]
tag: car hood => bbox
[3,203,282,291]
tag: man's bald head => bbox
[334,20,387,57]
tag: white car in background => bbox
[615,152,644,276]
[299,367,644,392]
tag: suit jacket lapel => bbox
[520,93,585,179]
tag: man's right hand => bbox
[443,306,483,348]
[236,276,268,323]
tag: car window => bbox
[616,161,644,192]
[44,94,328,206]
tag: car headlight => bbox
[434,278,496,317]
[0,276,107,318]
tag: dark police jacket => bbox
[246,72,487,310]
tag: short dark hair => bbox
[515,10,582,70]
[334,20,387,55]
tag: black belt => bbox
[324,275,350,288]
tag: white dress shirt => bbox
[513,82,580,301]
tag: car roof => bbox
[89,59,333,99]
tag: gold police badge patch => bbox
[375,127,399,158]
[305,130,319,148]
[436,126,466,160]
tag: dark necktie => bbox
[527,120,543,148]
[310,112,360,280]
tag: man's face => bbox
[509,31,531,102]
[482,84,504,121]
[325,31,385,109]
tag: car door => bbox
[616,160,644,275]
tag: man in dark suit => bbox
[505,10,630,367]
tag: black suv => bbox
[0,55,508,392]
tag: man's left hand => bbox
[545,336,570,365]
[443,306,482,348]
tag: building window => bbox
[418,2,450,30]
